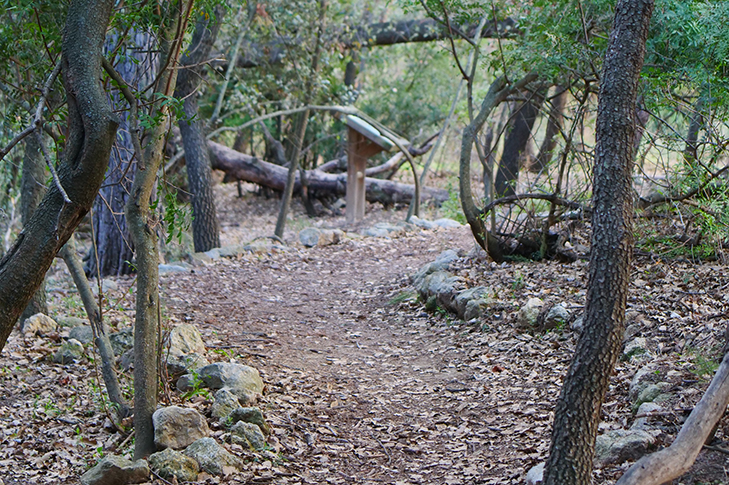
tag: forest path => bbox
[163,222,560,485]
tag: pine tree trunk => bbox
[544,1,654,484]
[176,8,224,253]
[88,31,156,278]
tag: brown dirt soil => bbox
[1,183,729,484]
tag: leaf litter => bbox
[1,187,729,484]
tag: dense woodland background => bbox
[0,0,729,484]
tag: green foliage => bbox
[440,185,467,224]
[154,181,192,245]
[388,290,417,306]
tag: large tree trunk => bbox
[209,141,448,206]
[176,8,224,252]
[0,0,118,352]
[494,92,544,197]
[543,1,654,484]
[88,31,157,278]
[19,135,48,325]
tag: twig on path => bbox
[375,436,392,465]
[704,444,729,455]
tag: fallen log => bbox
[208,141,449,206]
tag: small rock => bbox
[571,314,585,333]
[517,298,543,328]
[454,287,494,318]
[432,218,462,228]
[299,227,344,247]
[80,454,149,485]
[629,364,660,401]
[211,388,241,420]
[363,222,405,238]
[191,251,214,266]
[149,448,199,482]
[183,437,243,476]
[92,279,119,295]
[632,402,663,430]
[231,421,267,450]
[204,248,221,260]
[228,407,270,435]
[409,215,435,229]
[109,327,134,356]
[634,382,671,411]
[56,316,88,328]
[543,304,570,330]
[525,462,544,485]
[594,428,657,467]
[198,363,264,400]
[242,240,287,255]
[464,299,490,321]
[53,338,85,364]
[153,406,210,450]
[218,245,246,258]
[159,263,192,274]
[177,374,194,393]
[69,325,95,345]
[22,313,58,337]
[164,324,209,376]
[623,337,648,361]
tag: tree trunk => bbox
[209,141,448,206]
[176,8,224,253]
[543,1,654,484]
[127,7,184,458]
[0,0,118,352]
[88,31,157,278]
[531,88,567,173]
[19,135,48,325]
[59,236,129,418]
[458,74,537,260]
[494,92,544,197]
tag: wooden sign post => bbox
[344,115,406,224]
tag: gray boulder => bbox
[53,338,85,364]
[228,407,270,435]
[629,364,660,401]
[570,314,585,333]
[183,437,244,476]
[211,388,241,420]
[23,313,58,337]
[153,406,210,450]
[198,363,264,400]
[623,337,648,361]
[454,287,494,318]
[231,421,267,450]
[164,324,209,375]
[109,327,134,356]
[594,428,657,467]
[69,325,94,345]
[299,228,344,247]
[634,382,671,411]
[242,240,287,255]
[464,299,490,321]
[409,216,435,229]
[632,402,663,430]
[80,455,149,485]
[517,298,543,328]
[411,250,459,289]
[149,448,199,482]
[543,304,570,330]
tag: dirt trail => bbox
[163,224,563,485]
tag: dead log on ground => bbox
[208,141,449,206]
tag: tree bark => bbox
[543,1,654,484]
[235,17,518,69]
[88,31,157,278]
[19,135,48,325]
[176,8,224,252]
[210,141,448,206]
[0,0,118,352]
[459,74,537,260]
[531,88,567,173]
[59,236,129,418]
[494,91,544,197]
[126,6,185,458]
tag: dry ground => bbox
[1,183,729,484]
